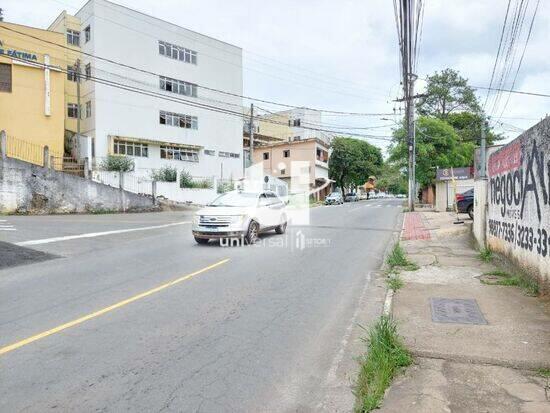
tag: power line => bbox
[47,0,392,98]
[7,53,395,143]
[0,24,397,117]
[472,85,550,98]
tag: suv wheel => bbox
[275,216,287,234]
[245,221,259,244]
[468,205,474,220]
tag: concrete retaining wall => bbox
[0,157,157,214]
[486,117,550,293]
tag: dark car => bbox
[456,189,474,219]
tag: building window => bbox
[85,101,92,118]
[263,152,269,160]
[280,169,286,175]
[293,136,301,141]
[204,149,216,156]
[159,76,197,97]
[67,65,77,82]
[219,152,240,159]
[67,29,80,46]
[316,147,328,163]
[0,63,11,93]
[289,119,301,127]
[84,26,91,43]
[158,40,197,64]
[114,139,148,157]
[159,110,198,129]
[283,149,290,158]
[160,145,199,162]
[85,63,91,80]
[67,103,79,118]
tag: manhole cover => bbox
[430,298,487,325]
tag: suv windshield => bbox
[209,192,258,207]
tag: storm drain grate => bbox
[430,298,487,325]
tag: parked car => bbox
[344,193,359,202]
[456,188,474,219]
[325,191,344,205]
[396,194,407,198]
[192,190,287,245]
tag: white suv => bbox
[192,190,288,245]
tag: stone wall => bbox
[486,117,550,293]
[0,157,157,214]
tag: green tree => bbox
[417,69,480,119]
[377,163,408,195]
[389,116,473,187]
[329,137,383,194]
[446,111,501,145]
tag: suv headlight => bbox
[193,215,200,225]
[231,215,246,225]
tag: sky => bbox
[2,0,549,153]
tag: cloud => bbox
[1,0,548,149]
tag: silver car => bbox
[192,190,288,245]
[325,191,344,205]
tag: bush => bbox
[100,155,134,172]
[179,170,213,189]
[151,166,177,182]
[217,181,234,194]
[194,179,213,189]
[179,170,194,188]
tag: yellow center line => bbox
[0,258,230,356]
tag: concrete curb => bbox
[381,211,406,317]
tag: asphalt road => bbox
[0,198,403,412]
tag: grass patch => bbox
[387,274,404,291]
[483,269,510,277]
[478,247,493,262]
[355,316,412,412]
[481,271,539,296]
[537,368,550,378]
[387,243,418,271]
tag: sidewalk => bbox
[381,211,550,413]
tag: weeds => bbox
[537,368,550,378]
[386,274,404,291]
[482,269,510,277]
[355,316,412,412]
[478,247,493,262]
[387,243,418,271]
[481,270,539,296]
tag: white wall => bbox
[486,117,550,293]
[77,0,243,180]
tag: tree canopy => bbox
[417,68,480,119]
[329,137,383,194]
[389,116,474,187]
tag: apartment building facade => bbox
[252,138,332,200]
[50,0,244,179]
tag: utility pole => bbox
[249,103,254,168]
[0,9,4,22]
[479,117,487,178]
[407,74,416,211]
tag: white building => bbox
[52,0,244,180]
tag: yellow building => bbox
[0,22,67,160]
